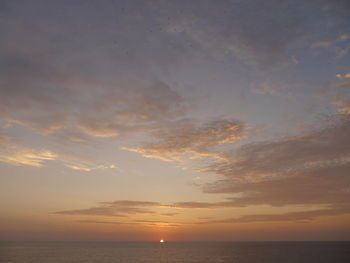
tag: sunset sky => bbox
[1,0,350,241]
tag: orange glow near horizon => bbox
[1,0,350,243]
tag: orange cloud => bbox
[124,120,245,161]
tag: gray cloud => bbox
[54,200,164,217]
[80,208,341,225]
[158,0,322,68]
[77,220,128,225]
[197,204,350,224]
[0,64,186,139]
[56,198,350,224]
[55,207,128,217]
[55,199,231,218]
[0,0,191,142]
[200,116,350,213]
[1,0,346,144]
[70,115,349,219]
[79,219,184,227]
[79,115,350,221]
[99,200,161,207]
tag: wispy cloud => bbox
[1,77,187,142]
[78,219,184,227]
[0,134,117,170]
[0,146,56,167]
[0,1,192,144]
[56,198,350,225]
[161,0,317,68]
[197,205,350,224]
[200,116,350,213]
[64,164,117,172]
[54,200,163,217]
[312,33,350,57]
[123,120,245,161]
[330,75,350,114]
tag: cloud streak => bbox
[197,205,350,224]
[0,146,56,167]
[124,120,244,161]
[0,134,117,170]
[54,200,163,217]
[55,198,350,225]
[199,115,350,218]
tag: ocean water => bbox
[0,241,349,263]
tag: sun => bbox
[160,239,164,243]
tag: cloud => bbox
[312,33,350,57]
[172,201,225,209]
[312,33,350,48]
[124,120,245,161]
[333,99,350,115]
[80,208,343,225]
[54,199,235,219]
[0,0,347,148]
[161,212,179,216]
[79,219,184,227]
[331,74,350,114]
[0,134,117,170]
[118,115,350,221]
[0,133,56,167]
[250,80,296,98]
[64,164,117,172]
[45,107,350,220]
[312,41,334,48]
[197,205,350,224]
[0,1,190,143]
[336,72,350,79]
[54,199,234,218]
[160,0,320,68]
[0,146,56,167]
[77,220,131,225]
[251,84,280,96]
[54,200,163,217]
[0,74,187,141]
[55,198,350,225]
[55,207,128,217]
[200,116,350,213]
[132,219,184,227]
[99,200,162,207]
[1,0,346,73]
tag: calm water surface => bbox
[0,241,349,263]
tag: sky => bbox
[0,0,350,241]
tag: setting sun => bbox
[160,240,164,243]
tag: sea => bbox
[0,241,349,263]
